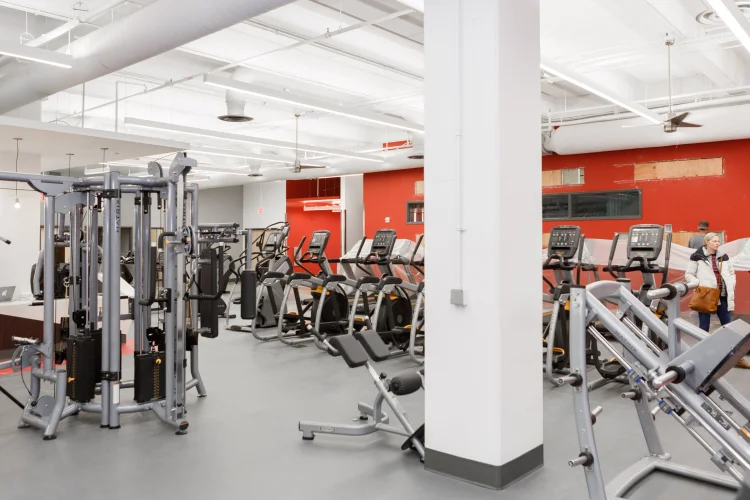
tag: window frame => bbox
[406,200,425,225]
[542,189,642,221]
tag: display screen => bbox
[548,227,580,258]
[549,229,579,247]
[310,232,327,247]
[630,228,660,248]
[372,231,395,256]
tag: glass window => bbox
[542,194,569,220]
[570,190,640,219]
[407,201,424,224]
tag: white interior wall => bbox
[198,185,244,261]
[1,103,43,299]
[340,175,364,255]
[242,181,286,229]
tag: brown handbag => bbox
[689,259,723,314]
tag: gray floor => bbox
[0,303,748,499]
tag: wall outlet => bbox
[450,288,465,306]
[385,216,390,223]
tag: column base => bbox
[425,445,543,490]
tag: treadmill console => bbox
[307,230,330,258]
[547,226,581,260]
[371,229,397,258]
[627,225,664,260]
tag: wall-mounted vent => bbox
[414,180,424,196]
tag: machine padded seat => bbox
[354,330,391,362]
[263,271,286,280]
[355,276,380,288]
[389,370,423,395]
[380,276,402,287]
[417,282,425,293]
[323,275,348,285]
[329,335,369,368]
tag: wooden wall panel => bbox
[542,170,562,187]
[542,233,550,246]
[635,158,723,181]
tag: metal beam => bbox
[642,0,749,87]
[541,57,662,124]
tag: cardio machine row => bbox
[227,225,425,364]
[543,223,673,390]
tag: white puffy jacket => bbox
[684,247,736,311]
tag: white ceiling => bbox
[0,0,749,186]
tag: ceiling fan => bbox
[290,114,327,174]
[624,38,702,133]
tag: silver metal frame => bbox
[567,279,750,498]
[4,155,222,439]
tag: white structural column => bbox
[424,0,543,489]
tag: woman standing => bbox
[685,232,735,331]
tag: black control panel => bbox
[371,229,397,258]
[307,230,330,257]
[261,231,282,258]
[627,225,664,260]
[548,226,581,260]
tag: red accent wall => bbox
[285,179,342,272]
[363,168,424,240]
[542,139,750,240]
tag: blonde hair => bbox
[704,232,720,244]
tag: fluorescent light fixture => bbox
[193,167,252,177]
[188,147,294,164]
[0,40,73,68]
[540,58,662,125]
[100,161,148,168]
[705,0,750,54]
[203,74,424,134]
[124,117,384,163]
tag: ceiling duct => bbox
[0,0,296,114]
[545,103,750,155]
[219,67,254,123]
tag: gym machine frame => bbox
[3,154,219,439]
[565,276,750,499]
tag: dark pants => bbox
[699,295,732,332]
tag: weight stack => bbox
[66,336,97,403]
[133,351,166,403]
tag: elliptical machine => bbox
[543,226,588,385]
[226,222,292,339]
[588,224,672,389]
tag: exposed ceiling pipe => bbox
[545,102,750,155]
[544,92,750,129]
[0,0,133,67]
[0,0,296,114]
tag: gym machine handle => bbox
[11,336,40,346]
[362,252,388,265]
[186,247,225,301]
[0,236,10,245]
[139,246,165,307]
[605,232,621,279]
